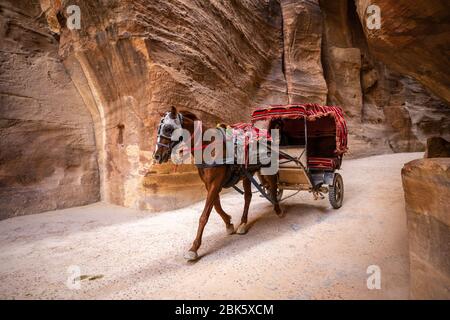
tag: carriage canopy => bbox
[251,103,348,156]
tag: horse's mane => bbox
[180,110,199,122]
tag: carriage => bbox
[251,103,348,209]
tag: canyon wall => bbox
[354,0,450,105]
[402,158,450,299]
[0,0,99,219]
[39,0,285,210]
[1,0,449,216]
[320,0,450,157]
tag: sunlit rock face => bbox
[0,0,99,219]
[255,0,329,106]
[280,0,327,104]
[39,0,284,210]
[402,159,450,299]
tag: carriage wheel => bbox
[329,173,344,209]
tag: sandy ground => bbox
[0,153,421,299]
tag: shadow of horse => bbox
[195,201,335,261]
[80,201,337,298]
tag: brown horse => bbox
[153,106,283,261]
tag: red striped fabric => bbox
[229,123,271,141]
[250,103,348,155]
[307,157,338,170]
[218,123,272,167]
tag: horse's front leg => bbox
[236,177,252,234]
[184,187,219,261]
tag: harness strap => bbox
[156,112,185,149]
[243,170,275,205]
[232,185,244,195]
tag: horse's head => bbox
[153,106,184,164]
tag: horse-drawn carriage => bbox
[153,103,348,260]
[251,103,348,209]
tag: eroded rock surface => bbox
[1,0,450,214]
[354,0,450,105]
[402,158,450,299]
[0,0,99,219]
[39,0,284,210]
[281,0,327,104]
[320,0,450,158]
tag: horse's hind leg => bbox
[237,177,252,234]
[214,197,235,235]
[266,175,284,217]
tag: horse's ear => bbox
[169,106,177,119]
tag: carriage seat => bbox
[307,157,340,170]
[278,145,307,168]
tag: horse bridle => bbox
[156,112,184,151]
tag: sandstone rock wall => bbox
[319,0,450,158]
[2,0,450,215]
[41,0,284,210]
[354,0,450,105]
[402,158,450,299]
[281,0,327,104]
[0,0,99,219]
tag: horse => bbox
[153,106,283,261]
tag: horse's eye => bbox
[163,125,174,136]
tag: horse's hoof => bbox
[226,224,235,235]
[276,208,285,218]
[236,224,247,235]
[184,251,198,261]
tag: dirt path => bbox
[0,153,421,299]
